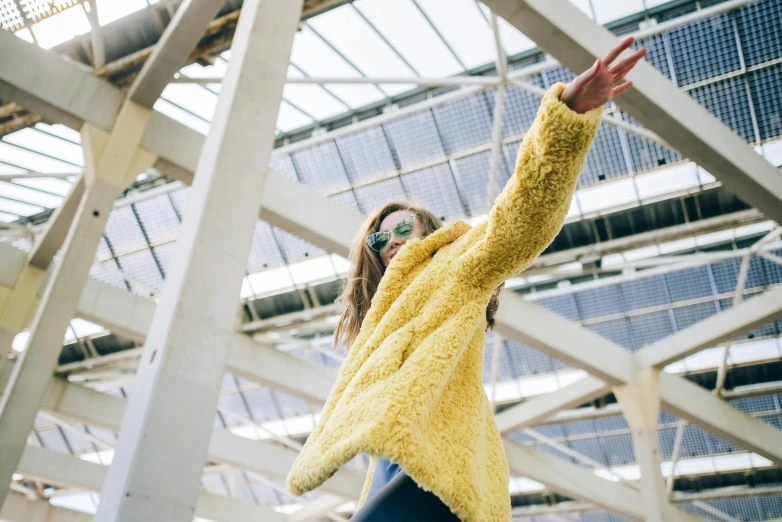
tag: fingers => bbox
[611,58,641,83]
[609,47,646,76]
[612,80,633,97]
[581,59,601,82]
[602,36,635,67]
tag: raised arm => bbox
[455,37,646,290]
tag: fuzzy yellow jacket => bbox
[286,83,602,522]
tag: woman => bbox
[287,37,647,522]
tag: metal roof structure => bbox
[0,0,781,521]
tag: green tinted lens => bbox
[367,231,389,251]
[393,215,415,239]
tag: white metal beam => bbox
[494,375,606,435]
[84,0,105,70]
[636,285,782,369]
[503,441,705,521]
[0,114,156,508]
[0,31,122,131]
[495,291,635,385]
[493,292,782,464]
[2,492,93,522]
[482,0,782,224]
[142,113,362,257]
[614,369,679,521]
[0,246,336,407]
[28,175,86,270]
[95,1,301,519]
[174,76,500,86]
[75,263,335,405]
[14,445,288,522]
[0,175,87,385]
[34,377,363,499]
[34,375,702,519]
[127,0,226,108]
[288,494,345,522]
[658,372,782,465]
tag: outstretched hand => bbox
[560,36,647,114]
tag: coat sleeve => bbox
[454,82,602,289]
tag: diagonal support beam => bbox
[495,375,606,435]
[493,290,782,465]
[0,243,336,407]
[0,114,156,508]
[127,0,226,108]
[481,0,782,224]
[14,445,288,522]
[2,492,93,522]
[0,31,123,131]
[503,441,705,521]
[0,175,85,378]
[35,373,684,519]
[636,286,782,369]
[36,377,363,498]
[495,291,635,385]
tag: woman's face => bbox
[377,210,424,268]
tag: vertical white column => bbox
[0,105,154,508]
[614,368,682,521]
[93,1,302,520]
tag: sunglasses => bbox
[366,215,416,252]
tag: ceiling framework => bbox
[0,0,781,521]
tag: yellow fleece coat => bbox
[286,83,602,522]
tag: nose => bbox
[389,235,404,248]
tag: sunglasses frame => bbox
[366,214,416,252]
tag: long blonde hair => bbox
[333,201,503,350]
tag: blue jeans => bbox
[352,459,461,521]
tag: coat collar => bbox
[363,220,472,330]
[384,219,471,278]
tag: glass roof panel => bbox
[496,17,535,56]
[291,26,386,108]
[291,26,362,78]
[3,128,83,165]
[30,5,90,49]
[0,141,81,173]
[476,3,536,56]
[276,101,315,132]
[0,197,44,216]
[307,4,416,95]
[14,28,34,42]
[95,0,146,26]
[0,211,18,222]
[321,83,387,109]
[12,176,73,196]
[180,58,228,80]
[569,0,595,18]
[353,0,464,77]
[0,181,63,208]
[160,84,218,122]
[65,318,105,341]
[0,163,26,175]
[283,66,348,121]
[591,0,644,25]
[35,123,80,144]
[414,0,495,69]
[153,98,209,135]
